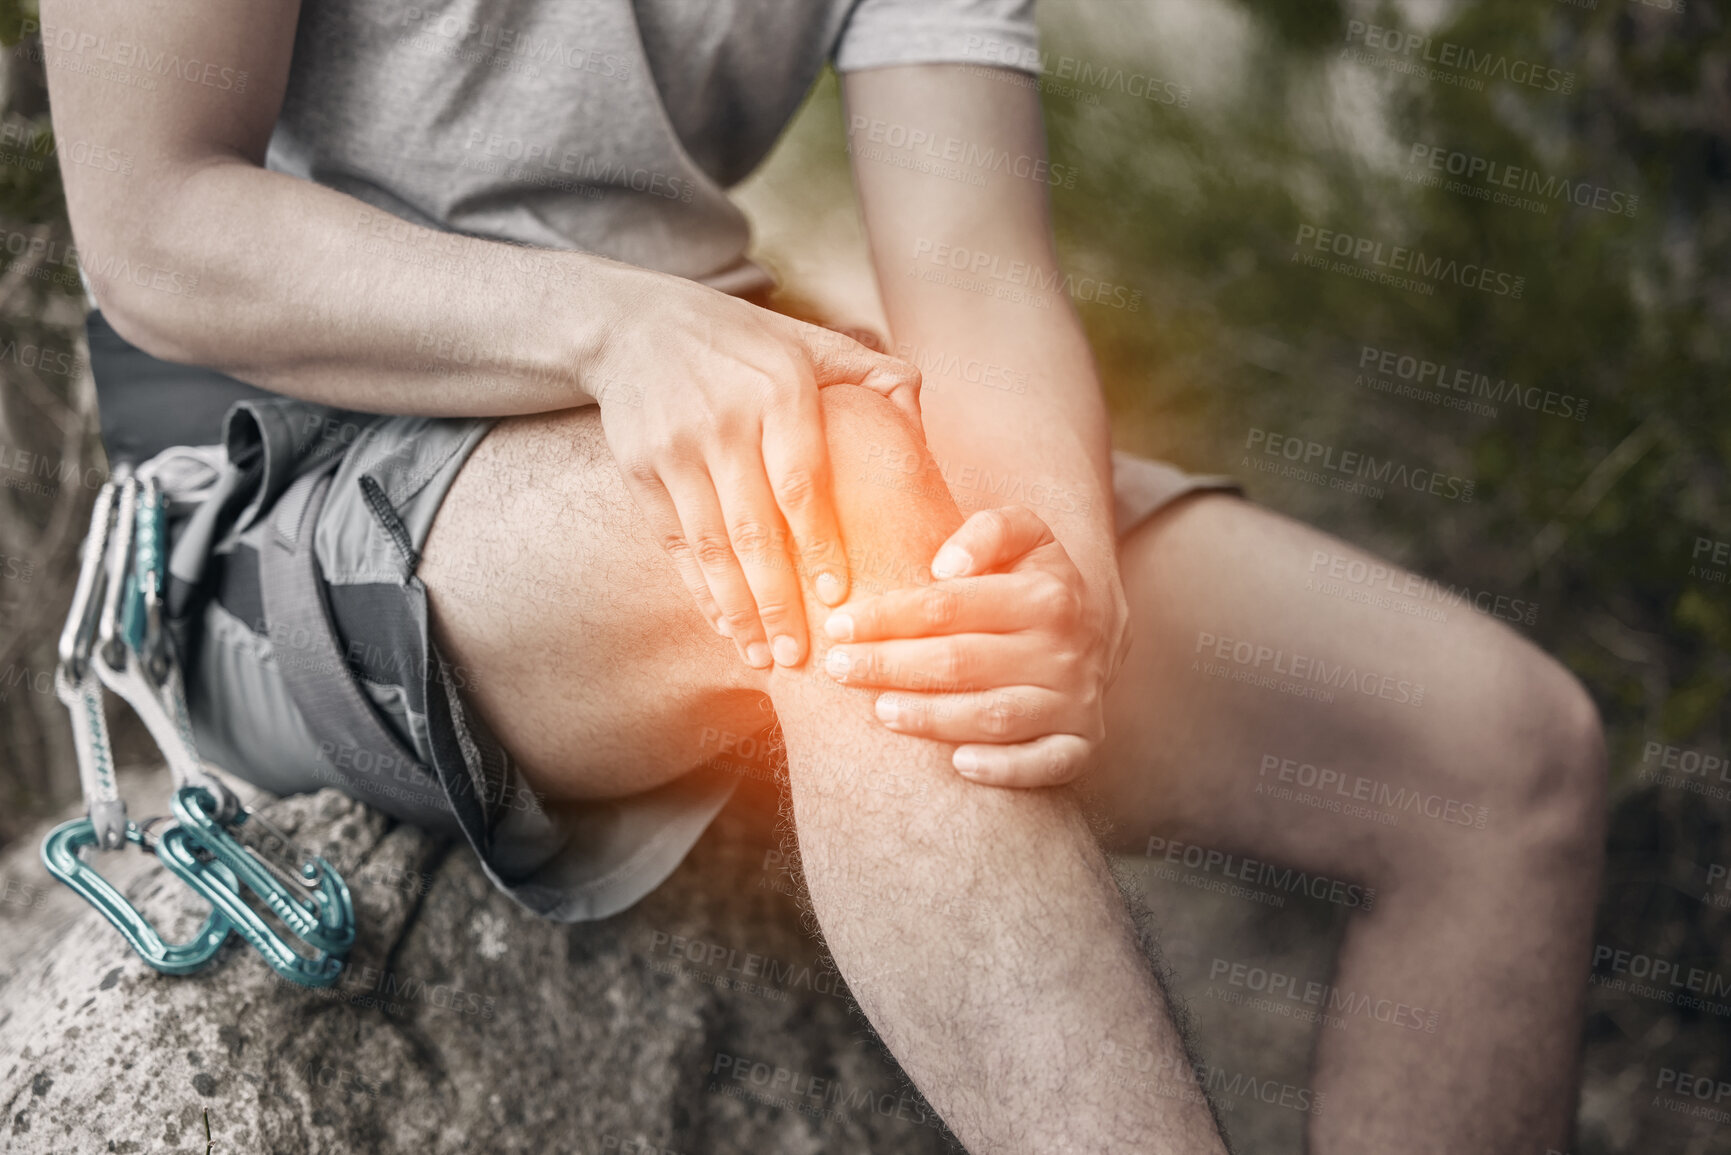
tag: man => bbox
[41,0,1604,1150]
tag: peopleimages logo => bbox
[20,19,249,92]
[708,1052,940,1130]
[1306,548,1537,630]
[1293,224,1524,299]
[1357,344,1590,423]
[1208,957,1441,1033]
[892,341,1029,395]
[1146,833,1378,909]
[849,116,1078,188]
[400,8,632,78]
[1245,428,1476,504]
[1406,144,1638,218]
[1193,628,1427,709]
[461,131,694,202]
[1591,944,1731,1011]
[0,664,56,705]
[0,443,108,494]
[960,35,1191,107]
[0,123,133,177]
[1341,21,1575,94]
[1259,751,1493,829]
[911,237,1143,312]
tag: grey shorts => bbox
[152,397,1239,924]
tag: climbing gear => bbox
[40,461,356,987]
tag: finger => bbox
[713,459,810,668]
[617,464,728,636]
[663,470,772,668]
[824,573,1044,642]
[761,385,848,607]
[953,733,1094,788]
[931,506,1055,579]
[804,328,923,425]
[869,687,1066,745]
[823,634,1055,693]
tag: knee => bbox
[1382,644,1604,892]
[818,384,963,598]
[1488,651,1607,865]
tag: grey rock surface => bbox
[0,769,956,1154]
[14,763,1698,1154]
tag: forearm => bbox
[842,64,1121,603]
[78,159,643,416]
[890,299,1120,596]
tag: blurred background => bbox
[1,0,1726,1151]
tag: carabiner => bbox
[155,789,347,988]
[45,461,358,988]
[57,473,125,848]
[57,470,116,685]
[93,477,238,823]
[40,816,233,976]
[171,786,355,957]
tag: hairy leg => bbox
[421,390,1230,1153]
[1091,495,1607,1154]
[418,405,770,802]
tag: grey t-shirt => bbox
[266,0,1040,296]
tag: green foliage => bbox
[0,0,38,47]
[1228,0,1346,52]
[1029,2,1728,782]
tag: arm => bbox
[41,0,612,415]
[42,0,923,669]
[832,64,1131,780]
[844,64,1119,590]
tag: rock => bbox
[0,768,956,1154]
[14,762,1710,1155]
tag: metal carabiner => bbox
[45,463,357,988]
[155,790,347,988]
[91,475,240,821]
[171,786,355,957]
[57,470,116,684]
[56,474,125,848]
[40,816,234,976]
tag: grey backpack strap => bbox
[257,464,460,835]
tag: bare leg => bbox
[422,389,1230,1153]
[1090,495,1607,1154]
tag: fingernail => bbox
[875,696,900,725]
[953,748,982,776]
[713,618,731,638]
[746,641,773,669]
[932,546,972,580]
[771,635,801,667]
[825,648,851,680]
[824,613,854,642]
[815,571,844,605]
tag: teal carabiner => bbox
[155,787,352,988]
[172,786,355,957]
[118,475,159,657]
[47,464,360,987]
[40,817,233,976]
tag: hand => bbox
[590,272,921,670]
[820,505,1130,786]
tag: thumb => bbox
[804,327,923,426]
